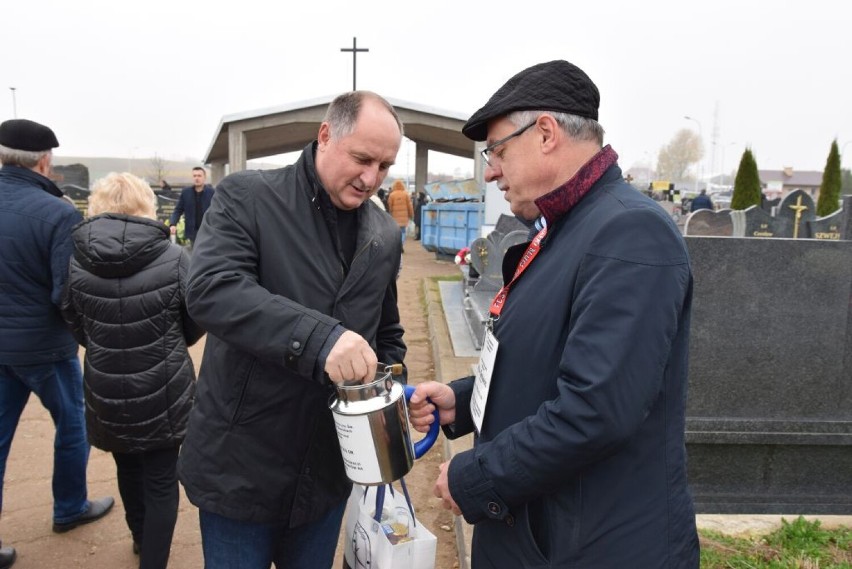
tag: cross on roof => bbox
[340,37,369,91]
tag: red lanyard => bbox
[489,226,547,318]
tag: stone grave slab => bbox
[684,209,733,236]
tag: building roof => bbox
[759,168,823,187]
[203,94,476,165]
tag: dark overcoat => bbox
[178,143,406,526]
[445,149,699,568]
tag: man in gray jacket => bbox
[178,91,407,568]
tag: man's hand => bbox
[409,381,456,431]
[169,225,177,235]
[434,460,461,515]
[324,330,378,383]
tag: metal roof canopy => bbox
[203,95,483,189]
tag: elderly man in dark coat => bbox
[0,119,114,568]
[410,61,699,568]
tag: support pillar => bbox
[228,127,247,174]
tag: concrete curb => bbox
[424,277,477,569]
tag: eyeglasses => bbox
[480,121,536,166]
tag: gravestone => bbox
[842,195,852,240]
[464,229,529,350]
[493,213,528,236]
[732,205,789,238]
[685,236,852,513]
[62,184,89,218]
[469,235,503,291]
[684,209,733,236]
[807,210,843,240]
[53,163,89,189]
[762,196,781,214]
[155,190,179,226]
[776,189,816,238]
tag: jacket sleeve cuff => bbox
[449,449,511,525]
[312,324,345,384]
[440,376,475,439]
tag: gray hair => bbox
[0,144,50,168]
[508,110,605,146]
[323,91,404,139]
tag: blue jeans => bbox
[199,500,347,569]
[0,358,90,522]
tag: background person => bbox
[386,179,413,252]
[690,188,714,212]
[61,172,204,568]
[168,166,214,246]
[178,90,407,569]
[409,60,699,568]
[0,119,114,566]
[412,190,428,240]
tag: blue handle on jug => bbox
[403,384,440,458]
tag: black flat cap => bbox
[0,119,60,152]
[463,60,600,141]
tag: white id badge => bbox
[471,328,499,434]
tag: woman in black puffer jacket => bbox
[61,172,204,569]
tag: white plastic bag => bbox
[343,480,437,569]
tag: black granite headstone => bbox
[685,236,852,513]
[61,184,89,218]
[155,191,179,226]
[776,189,816,238]
[807,210,843,240]
[53,163,89,189]
[740,205,789,238]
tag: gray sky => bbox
[4,0,850,180]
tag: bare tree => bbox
[656,129,703,182]
[149,154,168,187]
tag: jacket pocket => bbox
[229,356,258,426]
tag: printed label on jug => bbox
[334,414,382,483]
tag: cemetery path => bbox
[1,241,461,568]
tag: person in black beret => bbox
[410,60,699,568]
[0,119,115,568]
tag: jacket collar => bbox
[0,164,64,198]
[534,144,618,226]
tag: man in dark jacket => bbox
[168,166,214,245]
[690,188,714,212]
[178,91,407,568]
[0,119,114,567]
[410,61,700,568]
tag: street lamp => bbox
[9,87,17,118]
[684,115,703,194]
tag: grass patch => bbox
[431,274,463,282]
[699,516,851,568]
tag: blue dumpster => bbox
[419,179,483,256]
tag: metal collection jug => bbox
[329,365,439,485]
